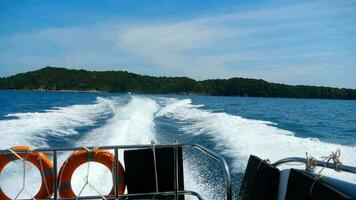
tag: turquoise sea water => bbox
[0,91,355,199]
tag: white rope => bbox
[151,140,159,193]
[8,148,25,160]
[76,176,87,199]
[8,148,36,200]
[38,153,51,197]
[88,182,107,199]
[75,145,107,200]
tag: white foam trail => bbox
[83,96,159,146]
[159,98,356,183]
[70,96,215,199]
[157,99,220,199]
[68,96,160,195]
[0,97,112,148]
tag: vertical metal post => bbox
[114,148,119,199]
[174,141,179,200]
[226,176,232,200]
[53,151,58,199]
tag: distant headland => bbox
[1,66,355,100]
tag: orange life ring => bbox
[0,146,54,200]
[58,149,125,198]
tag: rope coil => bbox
[306,153,317,171]
[309,149,343,197]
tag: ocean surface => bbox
[0,91,355,199]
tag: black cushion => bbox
[124,147,184,199]
[285,169,353,200]
[239,155,280,200]
[239,155,279,200]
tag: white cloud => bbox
[116,1,355,85]
[118,22,234,77]
[1,0,355,87]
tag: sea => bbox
[0,91,355,199]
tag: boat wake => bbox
[158,98,356,183]
[0,95,355,199]
[0,96,215,199]
[67,96,160,195]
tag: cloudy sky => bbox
[0,0,355,88]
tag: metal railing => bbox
[273,157,356,174]
[0,144,232,200]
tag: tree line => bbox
[1,66,355,100]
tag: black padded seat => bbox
[124,147,184,200]
[285,169,353,200]
[239,155,280,200]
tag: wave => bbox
[0,97,112,148]
[159,98,356,183]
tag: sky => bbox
[0,0,355,88]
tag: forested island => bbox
[1,66,355,100]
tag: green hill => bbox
[1,66,355,100]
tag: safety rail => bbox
[273,157,356,174]
[0,144,232,200]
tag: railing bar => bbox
[14,187,203,199]
[190,144,232,200]
[47,190,203,199]
[0,144,192,153]
[53,150,58,199]
[273,157,356,174]
[114,147,119,198]
[0,143,230,200]
[174,142,178,200]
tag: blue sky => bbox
[0,0,355,88]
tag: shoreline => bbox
[0,89,104,93]
[1,89,356,101]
